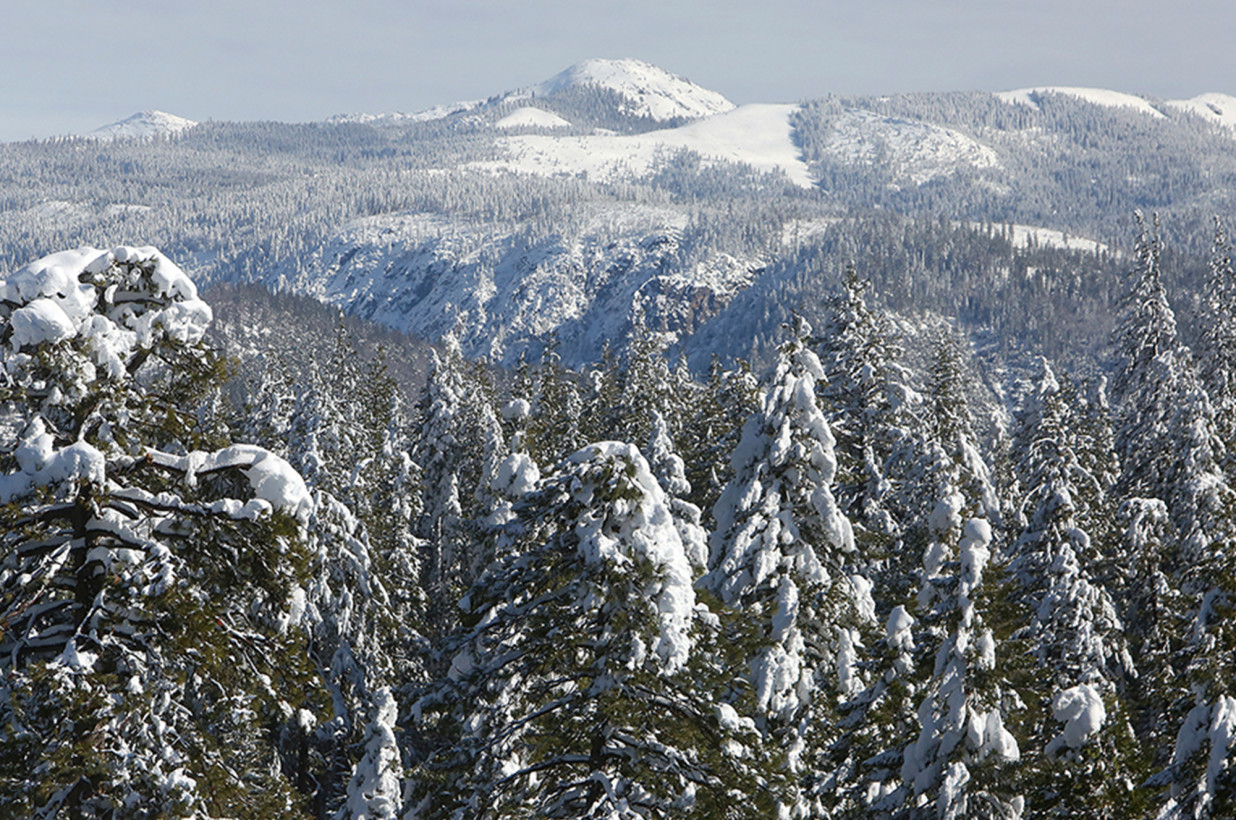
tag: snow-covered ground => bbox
[87,111,197,140]
[495,107,571,129]
[995,87,1165,119]
[472,103,813,187]
[822,110,1000,185]
[1164,93,1236,132]
[969,222,1110,255]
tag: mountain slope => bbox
[279,204,763,366]
[473,103,812,186]
[995,87,1164,118]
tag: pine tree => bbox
[413,336,503,657]
[1109,212,1188,502]
[703,318,874,816]
[526,334,585,467]
[0,247,324,817]
[1005,360,1137,816]
[406,442,780,818]
[817,265,918,541]
[886,329,1021,819]
[679,356,759,524]
[1195,217,1236,473]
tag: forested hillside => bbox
[3,66,1235,367]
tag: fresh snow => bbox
[495,107,571,129]
[995,87,1165,119]
[474,103,813,187]
[568,442,696,674]
[327,101,485,125]
[87,110,198,141]
[821,110,999,185]
[968,222,1110,255]
[531,58,735,121]
[1163,93,1236,132]
[1048,684,1107,753]
[288,203,759,364]
[328,58,732,127]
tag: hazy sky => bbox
[3,0,1232,142]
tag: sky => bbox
[2,0,1233,142]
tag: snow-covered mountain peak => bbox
[87,110,198,141]
[531,58,735,121]
[995,87,1164,119]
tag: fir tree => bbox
[1195,217,1236,473]
[703,318,874,816]
[1005,360,1137,816]
[406,442,780,818]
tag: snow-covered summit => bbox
[87,110,198,141]
[995,87,1164,119]
[530,58,735,121]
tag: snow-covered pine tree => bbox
[1195,217,1236,474]
[646,409,708,573]
[1106,214,1236,816]
[526,334,585,470]
[406,442,780,818]
[817,264,919,542]
[1004,360,1137,816]
[1109,212,1188,503]
[886,328,1020,819]
[413,335,503,657]
[0,247,324,817]
[678,355,759,525]
[1150,366,1236,819]
[702,317,875,815]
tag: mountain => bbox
[278,204,761,366]
[995,86,1165,118]
[86,110,198,141]
[527,58,735,121]
[5,62,1236,371]
[327,58,734,128]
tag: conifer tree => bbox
[703,318,874,815]
[817,265,919,540]
[0,247,324,817]
[406,442,780,818]
[679,356,759,523]
[526,334,584,466]
[1195,217,1236,471]
[1005,360,1137,816]
[886,329,1020,819]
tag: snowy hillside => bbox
[325,58,732,128]
[995,87,1164,119]
[529,58,735,121]
[818,109,999,185]
[282,205,762,365]
[1164,92,1236,131]
[87,110,197,140]
[474,104,812,187]
[495,107,571,129]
